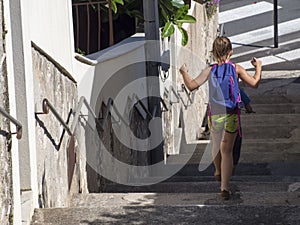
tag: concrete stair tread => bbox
[249,95,300,104]
[241,138,300,143]
[241,104,300,114]
[143,162,300,177]
[175,145,300,155]
[71,191,300,207]
[241,113,300,122]
[31,192,300,225]
[31,204,300,225]
[164,175,300,183]
[167,152,300,164]
[180,139,300,157]
[188,138,300,146]
[100,180,300,193]
[127,175,300,185]
[180,140,300,155]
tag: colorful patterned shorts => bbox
[208,113,239,133]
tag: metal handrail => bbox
[41,97,132,135]
[160,97,169,112]
[42,97,106,134]
[180,84,193,104]
[0,106,22,139]
[169,85,180,104]
[41,93,167,136]
[42,98,72,135]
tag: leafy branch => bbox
[73,0,196,46]
[108,0,197,46]
[159,0,196,46]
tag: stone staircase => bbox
[31,74,300,224]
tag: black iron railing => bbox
[72,0,114,55]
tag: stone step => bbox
[145,162,300,178]
[101,180,300,193]
[31,194,300,225]
[169,141,300,164]
[243,103,300,114]
[248,95,300,104]
[242,124,299,140]
[180,139,300,155]
[163,175,300,183]
[71,191,300,208]
[167,151,300,164]
[127,175,300,185]
[241,113,300,125]
[126,165,300,188]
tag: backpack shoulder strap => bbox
[211,64,218,71]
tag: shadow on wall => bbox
[35,109,73,151]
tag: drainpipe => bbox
[143,0,164,163]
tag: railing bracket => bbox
[0,106,23,139]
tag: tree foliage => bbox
[73,0,196,46]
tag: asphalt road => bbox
[219,0,300,70]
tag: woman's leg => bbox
[220,131,237,191]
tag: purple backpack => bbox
[209,62,241,114]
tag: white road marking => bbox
[219,1,282,24]
[232,38,300,59]
[238,56,285,69]
[236,48,300,69]
[229,18,300,48]
[276,48,300,61]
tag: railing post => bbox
[87,4,90,54]
[97,3,101,51]
[273,0,279,48]
[75,5,79,51]
[108,0,114,46]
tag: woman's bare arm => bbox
[236,58,262,88]
[179,64,211,91]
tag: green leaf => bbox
[111,1,118,13]
[160,5,169,23]
[174,4,189,20]
[159,0,174,13]
[176,15,196,23]
[171,0,185,8]
[161,21,175,38]
[178,27,188,46]
[113,0,124,5]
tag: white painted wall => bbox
[29,0,75,74]
[3,0,23,223]
[20,0,39,203]
[4,1,75,224]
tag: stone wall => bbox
[0,51,13,225]
[32,44,87,208]
[181,1,218,142]
[0,0,13,223]
[173,1,217,144]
